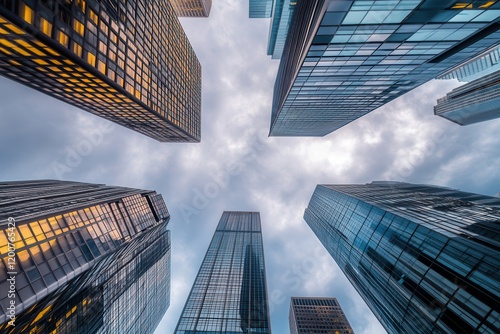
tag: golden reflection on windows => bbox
[40,17,52,36]
[72,42,82,57]
[20,2,34,24]
[58,30,69,47]
[73,19,84,36]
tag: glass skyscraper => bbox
[304,182,500,334]
[0,0,201,142]
[270,0,500,136]
[267,0,296,59]
[434,69,500,125]
[175,211,271,333]
[250,0,274,18]
[170,0,212,17]
[289,297,354,334]
[0,180,171,333]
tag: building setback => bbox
[175,211,271,333]
[304,182,500,334]
[0,180,171,333]
[270,0,500,136]
[434,69,500,125]
[267,0,297,59]
[0,0,201,142]
[289,297,354,334]
[170,0,212,17]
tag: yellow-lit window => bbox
[73,42,82,57]
[97,60,106,74]
[74,19,84,36]
[479,1,496,8]
[76,0,86,12]
[87,52,96,66]
[40,17,52,36]
[89,9,98,25]
[58,30,69,47]
[20,2,34,24]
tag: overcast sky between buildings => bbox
[1,1,500,333]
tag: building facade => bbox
[170,0,212,17]
[267,0,296,59]
[304,182,500,334]
[289,297,354,334]
[250,0,274,18]
[0,180,171,333]
[270,0,500,136]
[434,69,500,125]
[175,211,271,333]
[0,0,201,142]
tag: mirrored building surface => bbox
[0,0,201,142]
[304,182,500,334]
[170,0,212,17]
[435,69,500,125]
[0,180,171,333]
[175,211,271,333]
[250,0,274,18]
[270,0,500,136]
[267,0,296,59]
[289,297,354,334]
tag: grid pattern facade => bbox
[0,180,171,331]
[289,297,354,334]
[250,0,274,18]
[270,0,500,136]
[438,44,500,81]
[435,68,500,125]
[304,182,500,334]
[170,0,212,17]
[0,0,201,142]
[175,211,271,333]
[267,0,296,59]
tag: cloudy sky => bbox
[1,1,500,333]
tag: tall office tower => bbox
[250,0,274,18]
[437,45,500,82]
[170,0,212,17]
[270,0,500,136]
[289,297,354,334]
[304,182,500,334]
[434,69,500,125]
[0,180,171,333]
[267,0,297,59]
[0,0,201,142]
[175,211,271,333]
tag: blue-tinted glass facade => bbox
[304,182,500,334]
[267,0,296,59]
[435,69,500,125]
[289,297,354,334]
[250,0,274,18]
[0,180,171,333]
[270,0,500,136]
[175,211,271,333]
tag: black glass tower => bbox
[304,182,500,334]
[289,297,354,334]
[175,211,271,333]
[0,180,171,333]
[0,0,201,142]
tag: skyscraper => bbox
[304,182,500,334]
[270,0,500,136]
[434,69,500,125]
[267,0,297,59]
[0,180,171,333]
[170,0,212,17]
[250,0,274,18]
[175,211,271,333]
[0,0,201,142]
[289,297,354,334]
